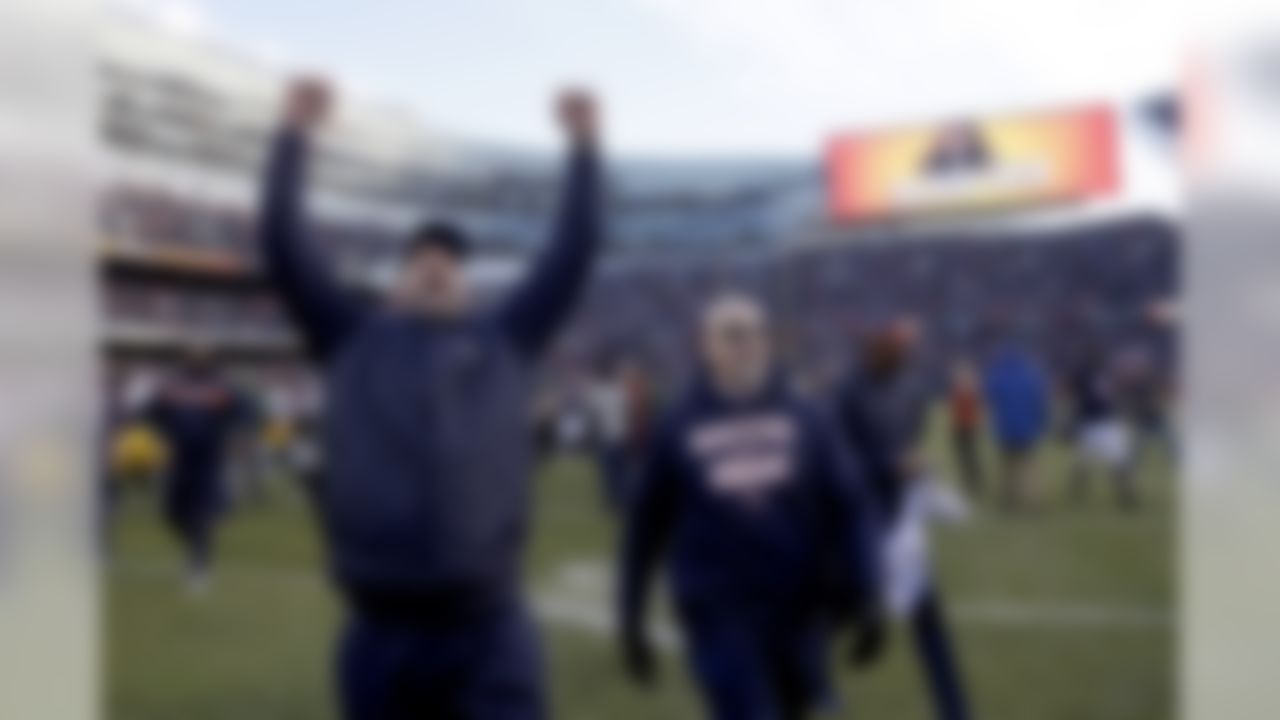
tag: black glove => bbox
[622,624,658,687]
[848,605,888,669]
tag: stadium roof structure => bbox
[100,0,1179,261]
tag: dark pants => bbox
[680,604,831,720]
[910,589,972,720]
[164,465,225,574]
[951,427,984,498]
[164,493,218,574]
[596,443,634,512]
[339,605,545,720]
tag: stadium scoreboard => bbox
[827,104,1120,222]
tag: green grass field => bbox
[108,417,1173,720]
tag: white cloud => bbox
[106,0,213,38]
[626,0,1182,126]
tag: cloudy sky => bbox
[111,0,1192,158]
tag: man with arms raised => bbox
[258,77,603,720]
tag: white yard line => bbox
[949,600,1168,630]
[112,556,1169,644]
[530,592,1169,646]
[542,558,1170,633]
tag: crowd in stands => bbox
[99,183,781,273]
[100,181,1178,427]
[101,186,400,276]
[105,282,287,343]
[557,217,1178,397]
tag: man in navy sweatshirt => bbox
[257,78,603,720]
[618,294,885,720]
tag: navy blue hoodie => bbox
[258,130,602,614]
[619,374,881,632]
[145,372,249,516]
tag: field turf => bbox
[108,416,1173,719]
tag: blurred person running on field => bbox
[142,346,252,596]
[619,293,885,720]
[258,78,603,720]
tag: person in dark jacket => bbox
[1064,346,1138,510]
[144,346,251,595]
[836,319,974,720]
[619,294,885,720]
[257,78,603,720]
[836,318,929,519]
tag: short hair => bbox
[406,221,470,260]
[700,292,766,333]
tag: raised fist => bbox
[557,88,599,146]
[284,76,333,132]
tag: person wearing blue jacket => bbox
[257,78,603,720]
[618,294,885,720]
[982,343,1050,511]
[144,346,251,595]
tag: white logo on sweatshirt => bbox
[687,413,797,505]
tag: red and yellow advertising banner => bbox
[826,104,1120,222]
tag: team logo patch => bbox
[687,413,797,506]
